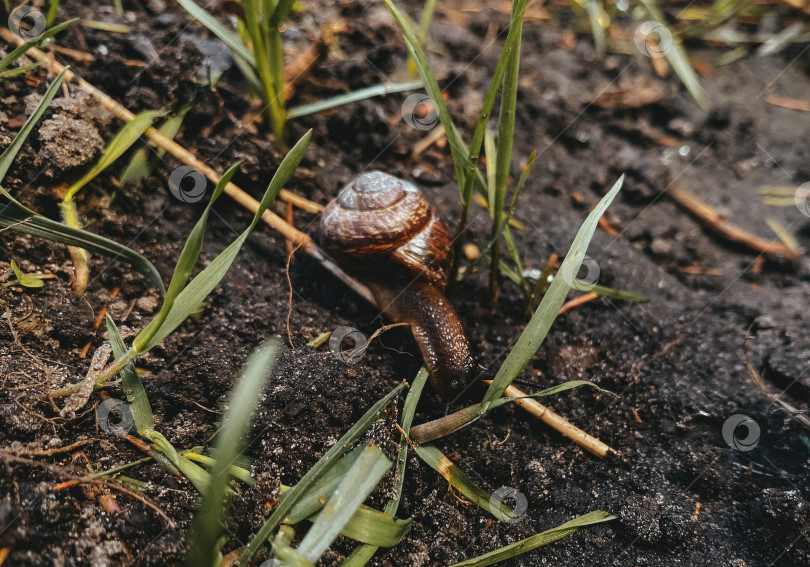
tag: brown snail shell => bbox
[320,171,475,399]
[320,171,452,289]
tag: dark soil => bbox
[2,1,810,566]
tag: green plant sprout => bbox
[4,259,45,288]
[176,0,423,148]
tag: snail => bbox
[320,171,476,400]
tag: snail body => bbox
[320,171,475,399]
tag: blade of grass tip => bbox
[382,0,468,187]
[237,381,406,567]
[105,314,154,433]
[0,61,46,79]
[448,510,616,567]
[340,366,429,566]
[286,80,424,119]
[132,161,241,352]
[0,197,165,295]
[482,175,624,408]
[0,69,66,182]
[584,0,607,57]
[413,444,516,522]
[175,0,256,66]
[186,337,283,567]
[296,444,392,562]
[140,130,311,352]
[637,0,708,109]
[0,18,78,72]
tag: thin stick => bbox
[667,185,800,259]
[557,292,599,316]
[487,380,616,458]
[0,28,374,305]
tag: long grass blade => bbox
[133,162,240,351]
[448,510,616,566]
[0,69,66,182]
[481,175,624,408]
[286,80,423,119]
[175,0,256,66]
[0,194,165,295]
[186,338,283,567]
[412,444,516,522]
[138,129,311,352]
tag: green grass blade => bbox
[0,193,165,295]
[286,80,424,119]
[341,366,429,566]
[6,259,44,288]
[186,337,283,567]
[459,0,529,207]
[175,0,256,66]
[584,282,646,302]
[382,0,468,187]
[296,444,392,562]
[0,61,46,79]
[133,161,240,351]
[637,0,708,109]
[119,106,190,185]
[448,510,616,566]
[0,69,66,183]
[141,129,310,350]
[481,175,624,408]
[105,314,155,433]
[0,18,78,72]
[413,444,516,522]
[237,381,406,567]
[584,0,607,57]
